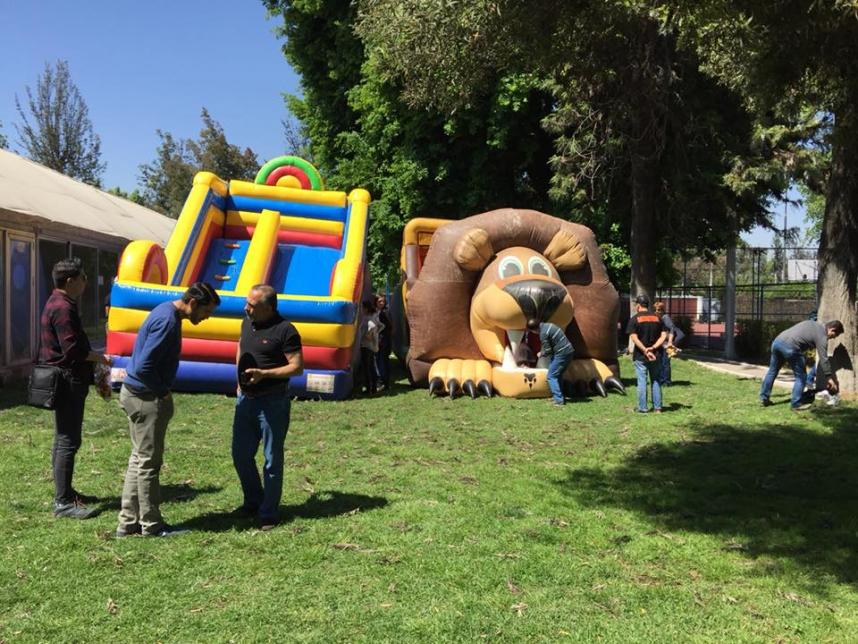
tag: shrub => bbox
[734,319,795,361]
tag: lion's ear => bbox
[544,230,587,271]
[453,228,494,271]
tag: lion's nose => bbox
[502,279,567,323]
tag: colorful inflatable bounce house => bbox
[107,156,369,399]
[394,210,625,400]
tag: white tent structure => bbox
[0,149,175,378]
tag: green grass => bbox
[2,356,858,642]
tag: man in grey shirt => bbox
[760,319,844,411]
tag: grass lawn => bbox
[2,356,858,642]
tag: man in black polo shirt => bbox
[232,284,303,530]
[626,294,667,413]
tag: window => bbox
[71,244,99,345]
[7,234,34,364]
[38,239,69,310]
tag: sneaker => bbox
[258,519,279,532]
[115,523,142,538]
[53,501,96,520]
[551,400,565,406]
[144,524,190,537]
[791,403,812,412]
[760,398,772,407]
[634,408,649,413]
[653,408,663,414]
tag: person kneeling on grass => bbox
[233,284,303,531]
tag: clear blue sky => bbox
[0,1,809,247]
[0,1,300,192]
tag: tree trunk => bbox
[629,151,659,310]
[817,109,858,395]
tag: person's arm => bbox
[815,328,838,393]
[244,350,304,383]
[650,330,668,352]
[235,342,242,395]
[629,332,650,358]
[53,306,93,365]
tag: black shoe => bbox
[144,524,190,537]
[791,403,812,412]
[115,523,142,538]
[258,518,279,531]
[231,504,259,518]
[53,501,96,520]
[760,398,772,407]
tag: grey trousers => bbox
[118,385,174,534]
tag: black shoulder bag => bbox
[27,364,63,410]
[27,333,64,410]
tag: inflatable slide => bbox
[107,156,369,399]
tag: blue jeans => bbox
[232,392,291,521]
[760,339,806,408]
[659,350,672,385]
[547,351,574,404]
[634,359,662,412]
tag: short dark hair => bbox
[634,294,650,308]
[826,320,844,335]
[182,281,221,306]
[251,284,278,310]
[52,257,83,289]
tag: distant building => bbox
[0,149,175,380]
[787,258,818,282]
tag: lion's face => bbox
[469,247,574,364]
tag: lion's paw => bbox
[564,358,625,398]
[428,359,494,398]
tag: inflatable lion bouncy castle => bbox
[400,209,624,399]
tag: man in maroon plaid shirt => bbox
[39,257,110,519]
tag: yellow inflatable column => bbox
[234,209,281,295]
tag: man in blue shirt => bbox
[115,282,219,538]
[527,318,574,406]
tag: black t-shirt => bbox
[626,310,665,361]
[238,314,302,396]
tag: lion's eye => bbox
[528,257,552,276]
[499,257,524,279]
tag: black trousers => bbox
[52,379,89,504]
[361,348,378,394]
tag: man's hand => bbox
[644,347,656,361]
[243,368,266,385]
[827,377,839,394]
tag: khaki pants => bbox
[118,385,174,534]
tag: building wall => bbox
[0,221,125,381]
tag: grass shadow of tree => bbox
[181,490,388,533]
[557,406,858,590]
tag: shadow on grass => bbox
[0,381,27,411]
[91,484,222,514]
[557,406,858,588]
[181,490,389,533]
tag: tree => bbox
[14,60,105,185]
[265,0,557,285]
[106,186,146,206]
[0,121,8,149]
[355,0,781,301]
[676,0,858,392]
[139,109,259,217]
